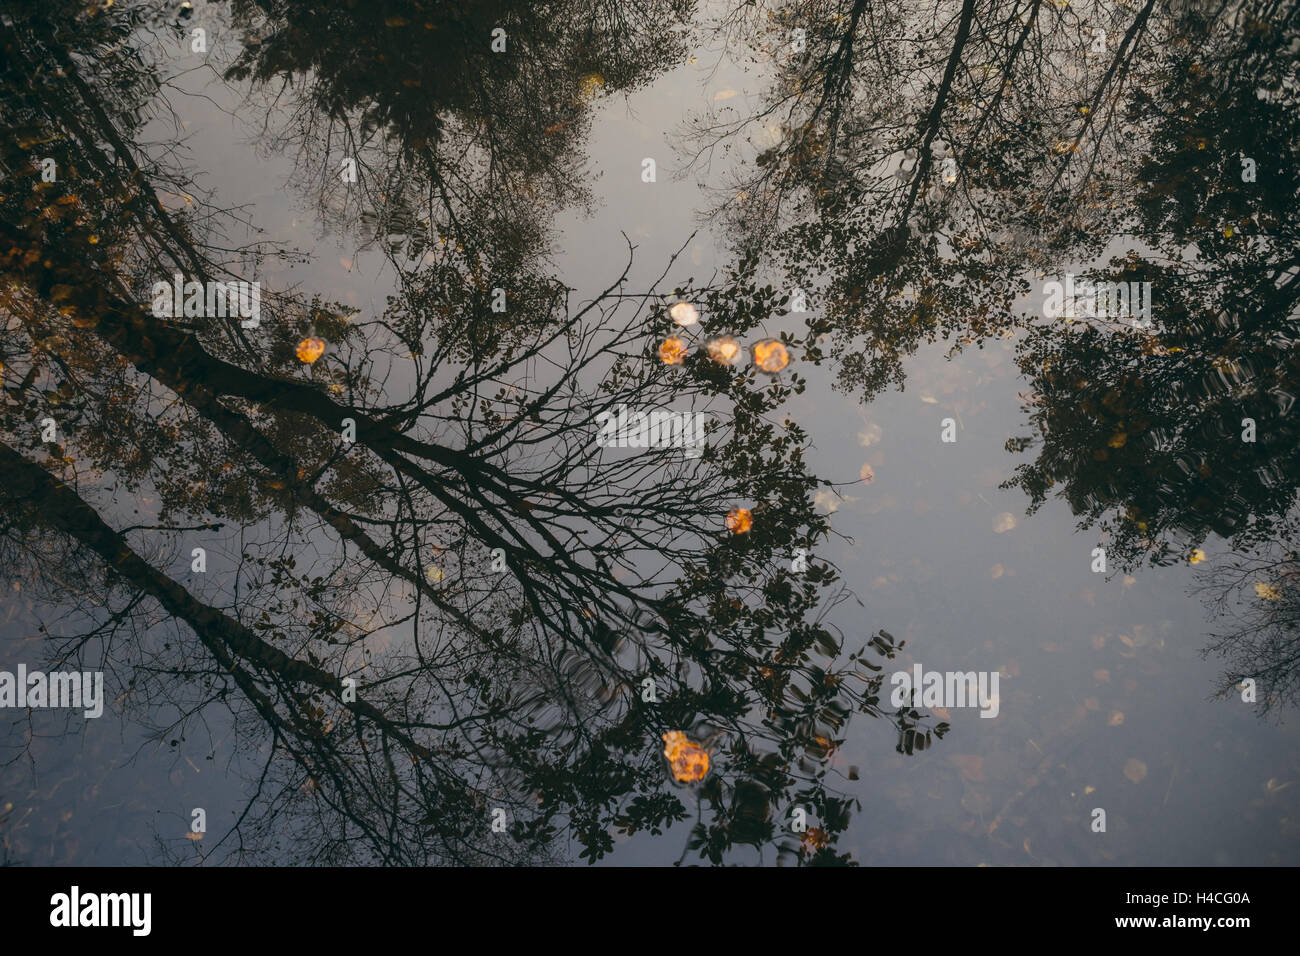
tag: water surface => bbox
[2,0,1299,866]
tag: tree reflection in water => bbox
[0,0,932,866]
[685,0,1300,716]
[3,0,1299,866]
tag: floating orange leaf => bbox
[705,335,741,365]
[751,338,790,373]
[662,731,709,782]
[296,337,326,363]
[726,507,753,534]
[658,336,688,365]
[801,827,829,850]
[1255,581,1282,601]
[1123,758,1148,784]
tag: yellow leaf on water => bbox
[857,423,883,446]
[662,731,709,783]
[1255,582,1283,601]
[726,507,753,534]
[813,489,853,513]
[1189,549,1207,564]
[990,563,1005,579]
[713,89,738,101]
[1108,711,1125,726]
[752,338,790,373]
[1123,758,1148,784]
[801,827,830,851]
[993,512,1017,534]
[295,337,326,364]
[658,336,688,365]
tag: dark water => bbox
[2,0,1299,866]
